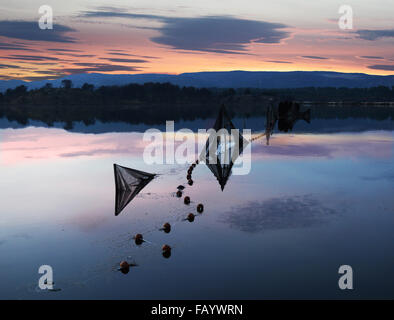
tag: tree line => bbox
[0,80,393,126]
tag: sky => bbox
[0,0,393,81]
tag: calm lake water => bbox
[0,116,393,299]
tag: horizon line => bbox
[2,69,394,83]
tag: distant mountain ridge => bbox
[1,71,393,92]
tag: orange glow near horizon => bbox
[0,9,393,81]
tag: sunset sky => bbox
[0,0,393,81]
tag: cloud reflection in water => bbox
[221,194,338,233]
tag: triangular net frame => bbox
[114,164,156,216]
[200,105,248,191]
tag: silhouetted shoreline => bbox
[0,82,393,127]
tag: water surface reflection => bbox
[0,116,393,299]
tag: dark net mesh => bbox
[114,164,155,216]
[200,105,248,191]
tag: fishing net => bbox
[200,105,248,190]
[114,164,156,216]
